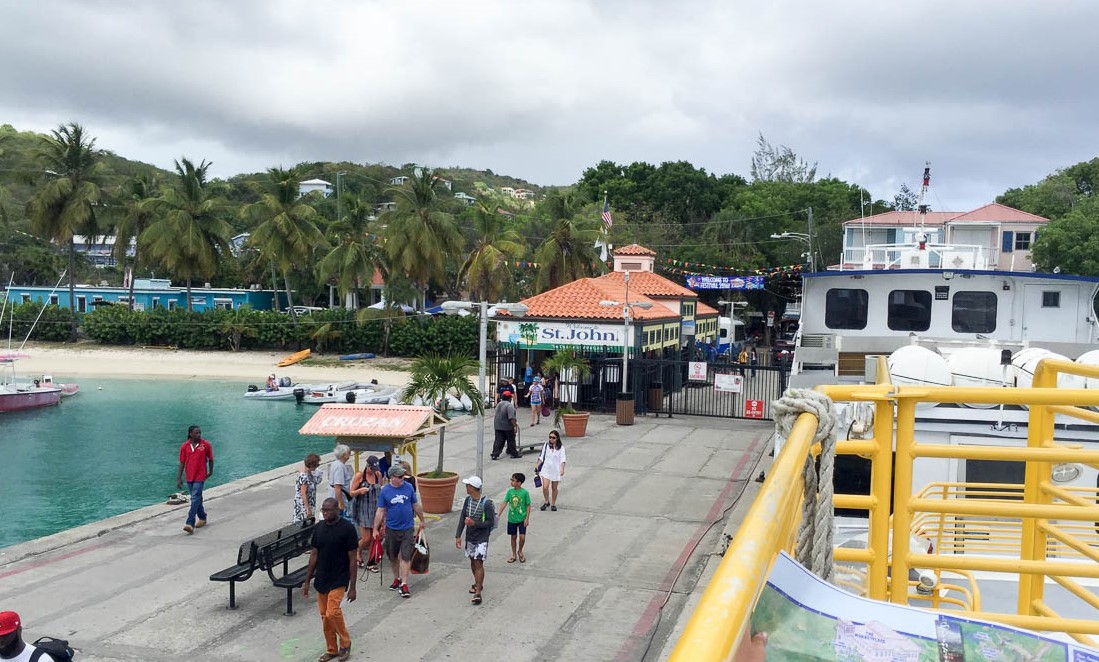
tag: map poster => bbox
[714,373,743,393]
[751,552,1099,661]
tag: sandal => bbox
[318,653,338,662]
[356,559,365,568]
[469,584,477,594]
[471,593,482,605]
[518,552,526,563]
[507,556,517,563]
[366,564,380,573]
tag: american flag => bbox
[601,201,613,229]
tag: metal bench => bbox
[209,522,309,609]
[258,525,316,615]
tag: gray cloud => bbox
[1,0,1095,210]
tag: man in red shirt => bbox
[176,425,214,534]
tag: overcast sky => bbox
[2,1,1095,211]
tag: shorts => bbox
[464,541,488,560]
[385,526,415,561]
[506,521,527,535]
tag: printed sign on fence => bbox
[714,374,744,393]
[745,399,764,419]
[688,361,708,381]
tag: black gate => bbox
[489,343,788,421]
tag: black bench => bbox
[209,522,309,609]
[258,525,316,615]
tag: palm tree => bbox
[217,306,257,351]
[26,122,104,339]
[310,322,343,354]
[457,196,524,301]
[355,269,419,357]
[113,173,160,310]
[244,166,327,323]
[400,353,483,476]
[317,195,383,309]
[381,168,462,308]
[542,349,592,422]
[532,193,604,292]
[141,158,231,311]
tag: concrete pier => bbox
[1,413,771,662]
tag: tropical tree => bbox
[532,192,604,292]
[542,349,592,421]
[400,353,483,476]
[217,306,257,351]
[309,321,342,353]
[317,194,383,309]
[25,122,103,339]
[457,196,524,301]
[381,168,462,308]
[141,158,232,311]
[113,173,160,309]
[356,270,420,356]
[243,166,327,323]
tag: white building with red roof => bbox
[841,203,1048,271]
[494,244,718,356]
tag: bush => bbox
[3,302,76,343]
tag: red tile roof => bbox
[949,203,1047,223]
[696,302,719,316]
[598,270,698,298]
[516,277,679,321]
[613,244,657,256]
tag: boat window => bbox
[825,288,868,330]
[952,291,997,333]
[1042,291,1060,308]
[887,290,932,332]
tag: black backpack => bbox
[31,636,75,661]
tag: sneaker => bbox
[389,577,402,591]
[490,455,499,461]
[183,524,194,534]
[195,519,206,528]
[540,503,549,511]
[399,584,411,598]
[551,505,558,511]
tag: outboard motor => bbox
[247,384,259,392]
[279,376,292,388]
[345,391,357,403]
[293,387,306,404]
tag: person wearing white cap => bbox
[455,475,496,605]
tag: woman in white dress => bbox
[537,430,567,511]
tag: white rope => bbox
[773,388,838,582]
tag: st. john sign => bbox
[495,320,629,351]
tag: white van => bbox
[717,316,746,356]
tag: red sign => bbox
[744,399,765,419]
[767,310,775,319]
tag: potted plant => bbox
[542,349,592,437]
[400,352,483,513]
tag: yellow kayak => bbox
[277,349,311,367]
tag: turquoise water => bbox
[0,378,339,549]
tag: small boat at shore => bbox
[244,379,358,401]
[1,353,62,412]
[302,384,400,405]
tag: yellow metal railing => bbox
[670,357,1099,661]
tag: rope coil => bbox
[773,388,838,582]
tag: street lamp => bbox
[599,272,653,425]
[770,231,814,271]
[440,300,528,478]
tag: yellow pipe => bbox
[910,553,1099,578]
[832,547,873,564]
[832,494,875,510]
[1046,404,1099,425]
[836,439,878,455]
[1031,602,1099,647]
[1037,521,1099,563]
[909,498,1099,520]
[889,398,917,603]
[911,445,1099,463]
[948,608,1099,637]
[1041,483,1096,508]
[1049,574,1099,613]
[865,398,894,601]
[668,413,818,662]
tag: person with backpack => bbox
[0,611,67,661]
[454,476,495,606]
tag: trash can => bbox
[616,391,635,426]
[647,382,664,413]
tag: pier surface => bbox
[1,413,769,662]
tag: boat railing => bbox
[840,242,989,270]
[669,356,1099,660]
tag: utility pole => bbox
[336,171,346,223]
[806,207,815,272]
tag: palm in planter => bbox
[400,353,484,513]
[542,349,592,436]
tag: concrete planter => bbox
[416,472,460,514]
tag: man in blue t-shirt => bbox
[373,465,425,598]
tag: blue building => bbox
[5,278,287,312]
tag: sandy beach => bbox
[16,342,413,385]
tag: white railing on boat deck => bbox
[841,243,990,270]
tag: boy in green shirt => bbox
[497,472,532,563]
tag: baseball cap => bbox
[501,390,512,398]
[462,476,483,490]
[365,455,380,469]
[387,465,406,478]
[0,611,20,636]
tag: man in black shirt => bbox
[303,497,359,661]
